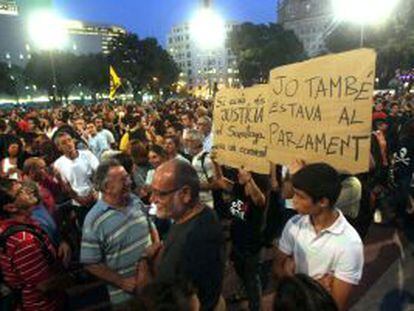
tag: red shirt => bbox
[0,219,60,310]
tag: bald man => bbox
[150,159,225,310]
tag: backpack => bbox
[0,224,55,309]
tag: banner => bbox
[213,49,376,174]
[109,66,122,100]
[213,85,270,174]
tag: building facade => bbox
[0,0,126,68]
[64,20,127,55]
[167,21,240,92]
[0,1,29,67]
[277,0,334,57]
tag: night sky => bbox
[54,0,277,46]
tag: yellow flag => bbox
[109,66,122,100]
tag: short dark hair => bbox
[172,159,200,203]
[53,131,72,146]
[165,135,180,148]
[149,145,167,159]
[292,163,341,207]
[273,274,338,311]
[131,279,197,311]
[94,159,122,192]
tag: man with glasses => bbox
[80,159,154,308]
[149,159,225,310]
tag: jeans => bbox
[231,248,262,311]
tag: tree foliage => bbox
[25,52,108,101]
[229,22,306,87]
[108,34,179,96]
[326,1,414,88]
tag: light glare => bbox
[190,8,225,50]
[28,10,68,50]
[332,0,400,24]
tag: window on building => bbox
[188,69,192,76]
[187,52,191,58]
[187,61,192,67]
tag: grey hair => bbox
[94,159,122,192]
[198,116,212,126]
[185,129,204,144]
[172,159,200,203]
[53,131,72,146]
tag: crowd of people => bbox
[0,92,412,311]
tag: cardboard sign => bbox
[213,49,376,174]
[268,49,376,174]
[213,85,270,174]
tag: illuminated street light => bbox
[28,10,68,50]
[332,0,400,46]
[190,7,225,50]
[28,10,68,103]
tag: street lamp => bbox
[28,10,68,103]
[190,3,225,98]
[332,0,400,47]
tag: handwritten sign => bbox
[213,49,376,175]
[268,49,376,174]
[213,85,270,174]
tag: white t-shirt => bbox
[54,150,99,204]
[192,150,214,208]
[278,210,364,285]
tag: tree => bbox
[229,22,306,87]
[108,34,179,97]
[326,1,414,89]
[25,52,109,102]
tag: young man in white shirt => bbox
[53,131,99,211]
[273,162,364,311]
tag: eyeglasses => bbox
[151,186,183,197]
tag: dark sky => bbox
[54,0,277,46]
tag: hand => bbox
[119,276,137,293]
[58,241,72,267]
[145,241,163,260]
[288,159,306,175]
[238,167,252,186]
[316,274,334,293]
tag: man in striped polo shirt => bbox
[80,159,153,307]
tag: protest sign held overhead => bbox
[213,49,376,175]
[213,85,270,174]
[268,49,376,174]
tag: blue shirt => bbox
[88,134,110,159]
[80,195,152,305]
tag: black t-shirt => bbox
[157,208,225,311]
[394,135,414,180]
[229,183,265,254]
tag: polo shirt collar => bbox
[305,209,346,236]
